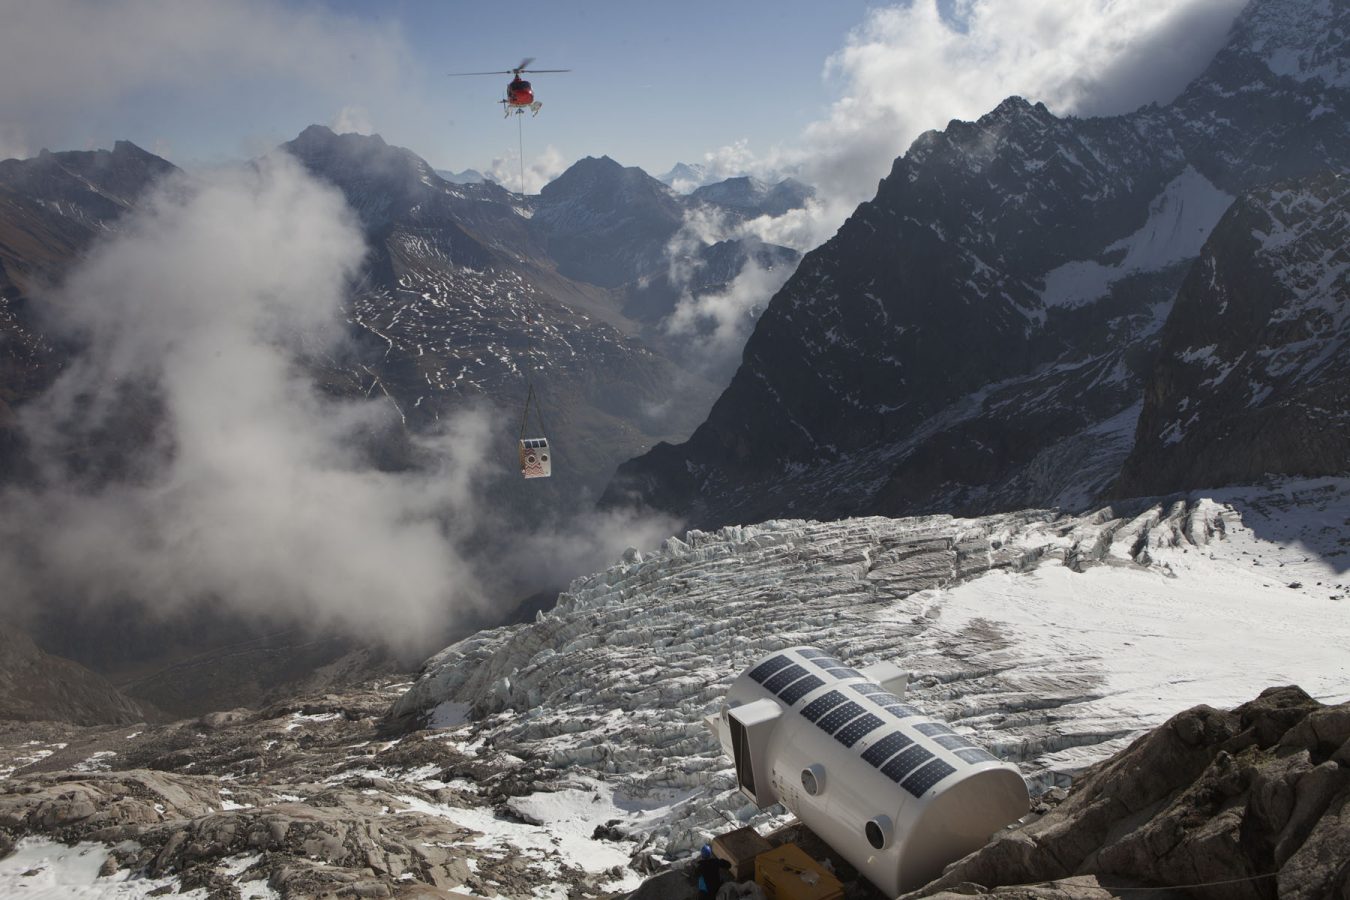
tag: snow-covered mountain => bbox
[1119,172,1349,496]
[659,161,712,193]
[605,0,1350,529]
[282,128,720,508]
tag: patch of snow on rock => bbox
[0,838,202,899]
[1041,167,1233,309]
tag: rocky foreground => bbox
[0,679,636,898]
[910,686,1350,899]
[0,685,1347,899]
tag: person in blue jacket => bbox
[696,845,733,900]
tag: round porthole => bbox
[526,454,537,464]
[540,454,549,461]
[865,815,893,850]
[800,764,826,796]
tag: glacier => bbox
[391,477,1350,870]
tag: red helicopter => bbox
[448,58,571,117]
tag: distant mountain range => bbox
[659,161,793,193]
[0,128,811,713]
[604,0,1349,528]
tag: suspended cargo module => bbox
[708,647,1029,895]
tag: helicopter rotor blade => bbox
[447,70,514,77]
[517,57,535,70]
[520,68,571,73]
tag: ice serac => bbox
[602,0,1350,529]
[1117,173,1350,496]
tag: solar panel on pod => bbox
[710,646,1029,897]
[779,674,824,705]
[763,664,808,694]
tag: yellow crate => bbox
[755,843,842,900]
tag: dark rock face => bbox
[0,627,149,726]
[907,686,1350,900]
[604,0,1350,529]
[1117,174,1350,497]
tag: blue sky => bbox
[1,0,877,177]
[371,0,878,175]
[2,0,1245,198]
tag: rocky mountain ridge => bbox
[605,0,1350,529]
[1118,171,1349,496]
[0,628,151,727]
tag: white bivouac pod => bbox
[708,647,1029,895]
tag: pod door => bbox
[728,714,756,797]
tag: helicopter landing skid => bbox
[502,101,543,117]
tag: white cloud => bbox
[0,150,683,649]
[0,0,409,158]
[332,106,374,135]
[663,255,795,372]
[800,0,1245,203]
[689,0,1247,253]
[489,143,566,194]
[0,153,489,648]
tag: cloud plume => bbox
[489,144,566,195]
[0,0,410,160]
[0,150,685,652]
[685,0,1247,257]
[800,0,1246,203]
[0,154,490,647]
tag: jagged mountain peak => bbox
[1234,0,1349,87]
[281,125,462,230]
[981,95,1049,121]
[1,140,175,189]
[603,0,1350,529]
[284,124,419,176]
